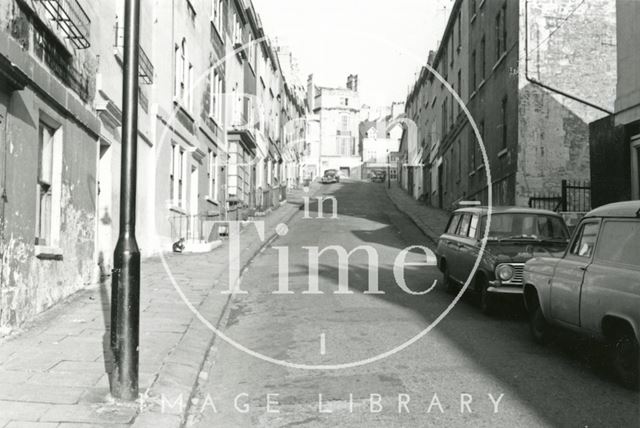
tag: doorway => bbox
[438,163,444,208]
[631,135,640,200]
[97,142,113,274]
[190,165,199,240]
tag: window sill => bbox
[493,52,508,72]
[35,245,63,261]
[169,205,187,215]
[208,114,222,129]
[210,20,224,45]
[173,99,195,123]
[498,148,508,158]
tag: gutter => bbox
[524,0,613,116]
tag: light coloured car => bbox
[523,201,640,389]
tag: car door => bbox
[450,213,472,282]
[456,213,480,284]
[580,219,640,335]
[550,219,601,326]
[439,213,462,275]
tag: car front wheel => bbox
[529,304,553,345]
[611,328,639,390]
[479,278,495,316]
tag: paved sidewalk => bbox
[385,182,450,244]
[0,185,316,428]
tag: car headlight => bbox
[496,264,514,281]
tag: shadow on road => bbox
[298,180,639,427]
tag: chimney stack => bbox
[307,74,315,111]
[347,74,358,92]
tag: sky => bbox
[251,0,452,110]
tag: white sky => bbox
[252,0,452,109]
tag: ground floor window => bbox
[35,120,61,246]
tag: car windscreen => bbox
[478,213,569,240]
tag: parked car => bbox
[371,170,386,183]
[321,169,340,184]
[523,201,640,389]
[437,206,570,314]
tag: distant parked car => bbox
[437,206,570,315]
[371,170,386,183]
[523,201,640,389]
[320,169,340,184]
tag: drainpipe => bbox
[524,0,613,115]
[0,106,7,290]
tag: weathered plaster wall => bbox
[0,0,100,332]
[615,0,640,125]
[1,88,98,330]
[516,0,616,207]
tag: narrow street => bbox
[189,180,639,428]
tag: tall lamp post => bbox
[111,0,141,401]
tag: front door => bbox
[437,164,443,208]
[407,166,414,195]
[97,142,113,273]
[190,166,199,240]
[550,220,600,326]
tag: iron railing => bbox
[256,185,287,212]
[169,213,224,243]
[36,0,90,49]
[114,21,154,84]
[528,180,591,212]
[29,12,90,100]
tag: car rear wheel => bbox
[442,264,457,295]
[611,328,639,390]
[529,304,553,345]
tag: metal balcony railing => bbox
[36,0,90,49]
[114,21,154,84]
[169,213,224,243]
[336,136,357,156]
[256,185,287,212]
[29,14,90,100]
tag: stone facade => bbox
[0,0,100,329]
[308,75,362,178]
[403,0,616,211]
[0,0,308,332]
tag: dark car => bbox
[437,206,570,314]
[371,170,387,183]
[320,169,340,184]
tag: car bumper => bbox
[487,282,523,294]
